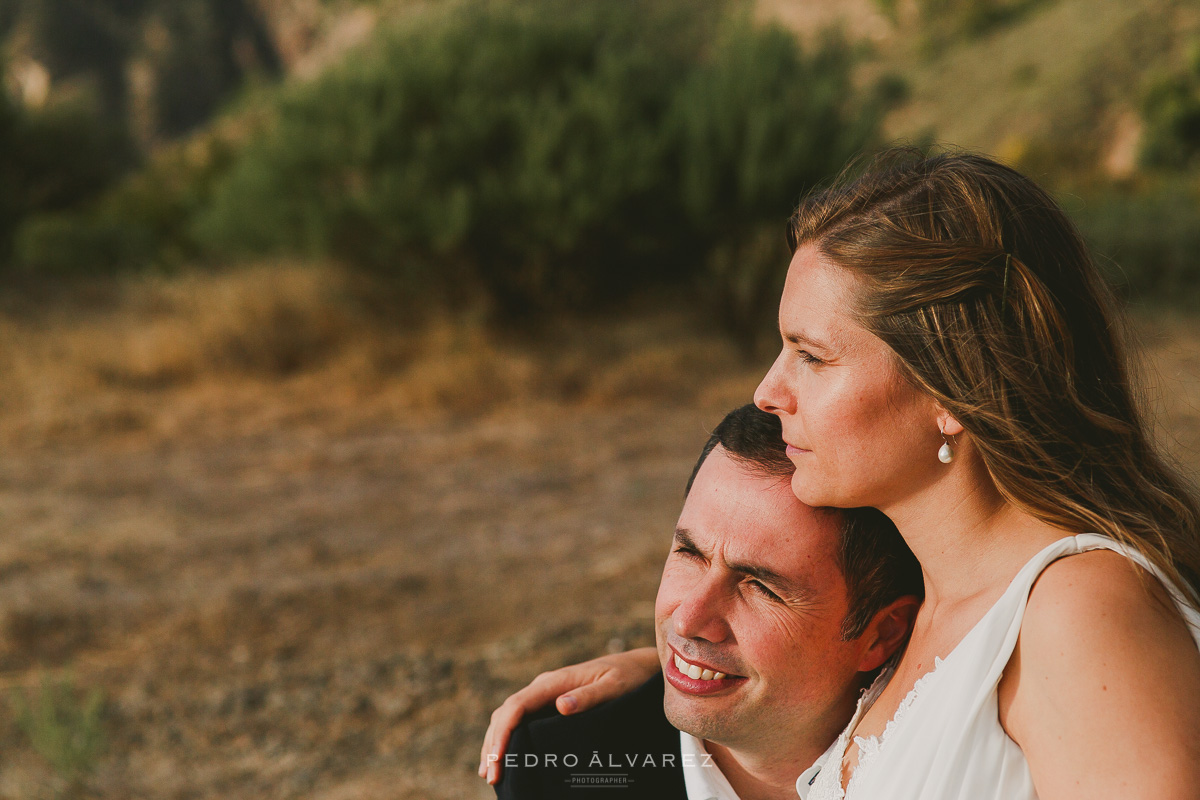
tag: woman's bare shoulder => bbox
[1022,547,1186,645]
[1003,547,1200,799]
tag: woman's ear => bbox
[936,408,964,437]
[857,596,921,673]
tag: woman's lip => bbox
[785,444,810,456]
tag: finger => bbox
[480,706,511,780]
[553,675,626,715]
[485,712,518,783]
[525,668,595,705]
[482,694,541,784]
[479,705,509,778]
[479,707,506,776]
[481,669,603,782]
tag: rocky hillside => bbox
[5,0,1197,171]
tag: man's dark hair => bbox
[685,404,923,640]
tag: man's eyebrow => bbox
[673,528,705,553]
[674,528,810,599]
[725,558,810,598]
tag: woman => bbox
[479,150,1200,798]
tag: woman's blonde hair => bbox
[789,148,1200,600]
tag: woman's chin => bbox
[790,471,833,508]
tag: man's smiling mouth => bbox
[664,648,747,696]
[673,652,728,681]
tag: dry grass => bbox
[0,262,755,448]
[0,263,768,799]
[0,264,1193,798]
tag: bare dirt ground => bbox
[0,269,1194,799]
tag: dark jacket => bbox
[493,672,688,799]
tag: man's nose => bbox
[672,574,731,643]
[754,350,792,416]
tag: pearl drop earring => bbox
[938,431,955,464]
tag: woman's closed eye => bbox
[795,349,825,366]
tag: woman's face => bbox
[754,244,945,510]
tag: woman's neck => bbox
[883,452,1065,607]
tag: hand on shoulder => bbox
[479,647,660,785]
[1000,549,1200,800]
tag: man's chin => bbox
[662,678,748,744]
[667,690,739,743]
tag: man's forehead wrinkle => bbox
[725,554,813,600]
[679,521,816,601]
[676,466,829,601]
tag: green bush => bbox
[196,1,697,314]
[669,24,881,344]
[1070,181,1200,300]
[12,127,241,275]
[0,83,134,266]
[13,213,152,275]
[1140,46,1200,170]
[195,0,882,318]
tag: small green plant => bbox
[1141,44,1200,170]
[1069,180,1200,301]
[0,73,135,267]
[910,0,1051,53]
[11,674,106,791]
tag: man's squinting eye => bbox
[747,579,783,602]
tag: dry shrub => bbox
[91,264,357,384]
[390,321,539,411]
[0,262,366,440]
[0,264,762,442]
[0,262,357,395]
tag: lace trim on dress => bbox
[844,656,947,797]
[806,667,892,800]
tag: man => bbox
[490,404,921,800]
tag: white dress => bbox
[804,534,1200,800]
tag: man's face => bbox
[654,446,871,750]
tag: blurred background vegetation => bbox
[5,0,1197,343]
[1,2,1200,798]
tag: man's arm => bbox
[481,648,660,784]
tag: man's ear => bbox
[856,595,920,673]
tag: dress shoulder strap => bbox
[968,534,1200,703]
[1061,534,1200,646]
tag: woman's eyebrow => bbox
[781,329,839,352]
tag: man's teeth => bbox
[673,653,726,681]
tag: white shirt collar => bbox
[678,730,836,800]
[795,740,837,800]
[680,731,741,800]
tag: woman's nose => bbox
[754,351,791,415]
